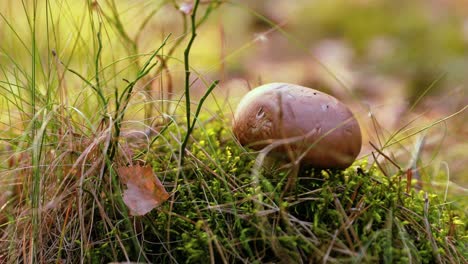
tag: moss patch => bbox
[86,117,467,263]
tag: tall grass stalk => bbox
[29,0,41,262]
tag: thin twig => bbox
[323,230,339,264]
[423,192,443,263]
[371,151,388,178]
[369,141,401,171]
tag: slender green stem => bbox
[179,79,218,166]
[189,80,219,134]
[30,0,41,262]
[95,23,103,92]
[183,0,200,133]
[180,0,200,165]
[65,67,107,107]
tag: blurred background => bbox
[0,0,466,188]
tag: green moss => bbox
[87,117,466,262]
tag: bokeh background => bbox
[0,0,466,188]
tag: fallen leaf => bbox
[117,165,169,216]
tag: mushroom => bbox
[233,83,361,169]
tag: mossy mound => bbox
[89,117,466,263]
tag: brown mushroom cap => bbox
[232,83,362,169]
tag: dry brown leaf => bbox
[117,165,169,216]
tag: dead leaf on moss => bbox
[117,165,169,216]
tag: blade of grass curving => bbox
[0,13,31,56]
[380,72,447,151]
[134,117,175,159]
[64,66,107,107]
[195,0,221,28]
[134,1,167,44]
[359,103,467,163]
[408,72,446,113]
[189,80,219,137]
[107,34,171,162]
[384,105,467,149]
[105,0,138,55]
[60,1,90,67]
[0,76,30,113]
[115,36,171,115]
